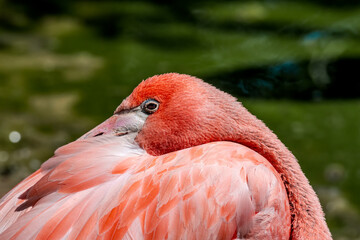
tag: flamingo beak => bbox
[78,107,148,140]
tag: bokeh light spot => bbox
[9,131,21,143]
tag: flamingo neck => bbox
[236,121,332,240]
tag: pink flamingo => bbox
[0,73,331,239]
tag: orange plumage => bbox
[0,73,331,239]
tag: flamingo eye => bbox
[141,99,159,114]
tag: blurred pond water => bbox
[0,1,359,239]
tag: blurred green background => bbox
[0,0,359,239]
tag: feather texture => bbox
[0,135,290,239]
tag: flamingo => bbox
[0,73,331,239]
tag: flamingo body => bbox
[0,73,331,239]
[0,134,290,239]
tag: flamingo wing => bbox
[0,137,290,240]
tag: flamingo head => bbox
[81,73,255,155]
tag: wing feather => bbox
[0,170,44,232]
[0,137,290,239]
